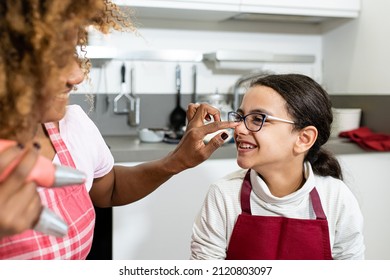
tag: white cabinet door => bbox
[114,0,240,21]
[337,153,390,259]
[113,159,240,260]
[114,0,240,11]
[114,0,360,20]
[240,0,360,18]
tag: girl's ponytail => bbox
[308,148,343,180]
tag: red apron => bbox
[0,123,95,259]
[226,170,332,260]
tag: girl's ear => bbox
[294,126,318,154]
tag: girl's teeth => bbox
[239,143,255,149]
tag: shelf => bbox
[79,46,315,68]
[203,50,315,64]
[117,49,203,62]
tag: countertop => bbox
[104,136,371,163]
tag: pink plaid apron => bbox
[0,123,95,259]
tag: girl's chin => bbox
[236,158,252,170]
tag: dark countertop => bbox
[103,136,373,163]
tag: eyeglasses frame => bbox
[228,111,294,132]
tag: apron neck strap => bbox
[309,187,327,220]
[240,169,327,220]
[241,170,252,215]
[43,122,76,168]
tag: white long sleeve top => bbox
[191,162,365,260]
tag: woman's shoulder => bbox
[65,104,89,121]
[63,104,97,132]
[60,104,104,149]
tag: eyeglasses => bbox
[228,111,294,132]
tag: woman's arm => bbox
[89,103,238,207]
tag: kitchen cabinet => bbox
[114,0,240,21]
[113,159,240,259]
[337,153,390,260]
[116,0,240,10]
[114,0,360,22]
[239,0,360,18]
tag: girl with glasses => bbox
[191,73,365,260]
[0,0,237,259]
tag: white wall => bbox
[80,19,322,95]
[322,0,390,94]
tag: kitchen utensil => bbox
[192,65,197,103]
[113,63,141,127]
[113,63,132,114]
[169,65,186,134]
[0,139,89,237]
[34,207,68,237]
[0,139,86,188]
[128,67,140,127]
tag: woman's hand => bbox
[167,103,238,172]
[0,144,42,238]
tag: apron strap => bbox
[240,169,327,220]
[309,187,327,220]
[240,170,252,215]
[43,122,76,168]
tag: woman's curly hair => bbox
[0,0,135,141]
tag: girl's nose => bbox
[234,120,249,134]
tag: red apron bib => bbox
[226,170,332,260]
[0,123,95,259]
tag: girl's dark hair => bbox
[250,74,343,180]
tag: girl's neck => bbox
[257,164,305,198]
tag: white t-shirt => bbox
[53,104,114,192]
[191,162,365,260]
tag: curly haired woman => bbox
[0,0,237,259]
